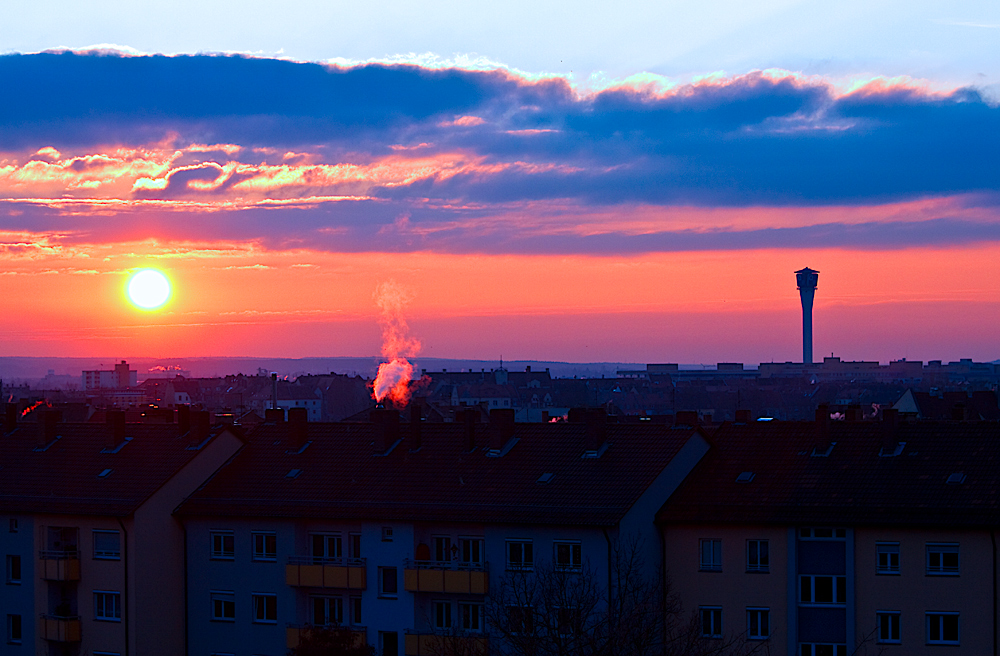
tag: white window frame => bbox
[746,539,769,573]
[926,543,959,576]
[799,644,846,656]
[350,596,362,625]
[554,541,582,572]
[7,614,22,644]
[379,566,398,598]
[381,526,394,542]
[94,590,122,622]
[433,536,453,563]
[433,600,452,629]
[251,593,277,624]
[459,537,484,566]
[210,531,235,560]
[349,533,362,561]
[311,595,343,626]
[799,575,847,605]
[5,555,21,585]
[746,607,769,640]
[799,528,846,540]
[699,538,722,572]
[877,611,901,644]
[210,590,236,622]
[926,612,959,645]
[700,606,722,638]
[310,533,343,563]
[459,602,483,632]
[506,605,534,636]
[252,532,277,562]
[876,542,899,575]
[506,539,534,571]
[93,530,121,560]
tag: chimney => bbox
[846,404,863,422]
[951,403,967,421]
[525,366,531,373]
[675,410,699,427]
[372,408,399,454]
[39,409,61,448]
[734,409,752,424]
[815,403,831,442]
[464,409,478,451]
[567,408,587,424]
[177,405,191,434]
[881,407,900,454]
[3,404,17,434]
[190,410,211,444]
[265,408,285,423]
[271,372,278,410]
[541,410,550,423]
[489,408,516,451]
[106,410,126,448]
[585,408,607,453]
[410,403,423,450]
[287,407,308,450]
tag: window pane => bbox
[943,615,959,640]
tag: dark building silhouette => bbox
[796,267,819,364]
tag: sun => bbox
[126,269,172,310]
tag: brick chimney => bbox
[675,410,699,427]
[464,409,478,452]
[951,403,967,421]
[2,404,17,434]
[488,408,516,451]
[585,408,607,453]
[177,405,191,434]
[372,407,399,454]
[734,409,752,424]
[106,410,126,448]
[287,407,308,450]
[265,408,285,423]
[541,410,549,423]
[190,410,211,444]
[846,404,863,422]
[39,409,61,448]
[410,403,423,450]
[815,403,831,442]
[881,407,900,454]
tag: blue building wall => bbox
[0,514,33,655]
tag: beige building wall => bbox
[663,524,789,655]
[854,527,995,653]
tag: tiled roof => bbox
[177,419,703,526]
[0,418,239,516]
[659,420,1000,527]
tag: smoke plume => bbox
[371,280,421,407]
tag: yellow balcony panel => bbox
[41,557,80,581]
[443,569,470,594]
[347,566,367,590]
[299,564,324,587]
[324,565,348,588]
[417,568,444,592]
[470,570,489,595]
[285,564,301,586]
[405,634,487,656]
[42,616,81,642]
[404,568,420,591]
[288,625,366,650]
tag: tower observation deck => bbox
[795,268,819,365]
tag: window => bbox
[747,540,769,573]
[6,614,21,644]
[700,607,722,638]
[800,576,846,605]
[252,593,277,624]
[349,533,362,560]
[311,533,342,563]
[747,608,769,639]
[93,530,121,560]
[460,537,484,565]
[506,605,534,635]
[211,531,235,560]
[211,591,236,621]
[8,519,17,533]
[799,645,846,656]
[350,596,362,625]
[460,603,483,632]
[434,536,453,563]
[554,541,582,571]
[556,606,578,636]
[927,613,959,645]
[252,532,277,562]
[700,539,722,572]
[926,543,959,575]
[433,601,452,629]
[876,543,899,574]
[877,611,901,644]
[799,528,846,539]
[5,555,20,584]
[312,596,343,626]
[507,540,534,570]
[379,567,398,597]
[381,527,394,542]
[94,591,122,622]
[379,631,399,656]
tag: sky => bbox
[1,1,998,365]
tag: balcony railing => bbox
[403,560,489,595]
[285,557,366,589]
[41,615,82,642]
[286,623,367,650]
[404,631,488,656]
[38,550,81,581]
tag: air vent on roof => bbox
[878,441,906,457]
[286,468,302,479]
[98,468,113,478]
[811,442,837,457]
[736,471,755,483]
[946,472,966,485]
[101,436,133,454]
[536,473,555,484]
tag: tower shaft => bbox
[795,268,819,365]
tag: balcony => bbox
[41,615,82,642]
[404,632,488,656]
[286,624,367,650]
[403,560,489,594]
[39,550,81,581]
[285,556,366,589]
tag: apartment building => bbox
[0,407,244,656]
[174,407,711,656]
[659,409,1000,655]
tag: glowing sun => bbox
[126,269,172,310]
